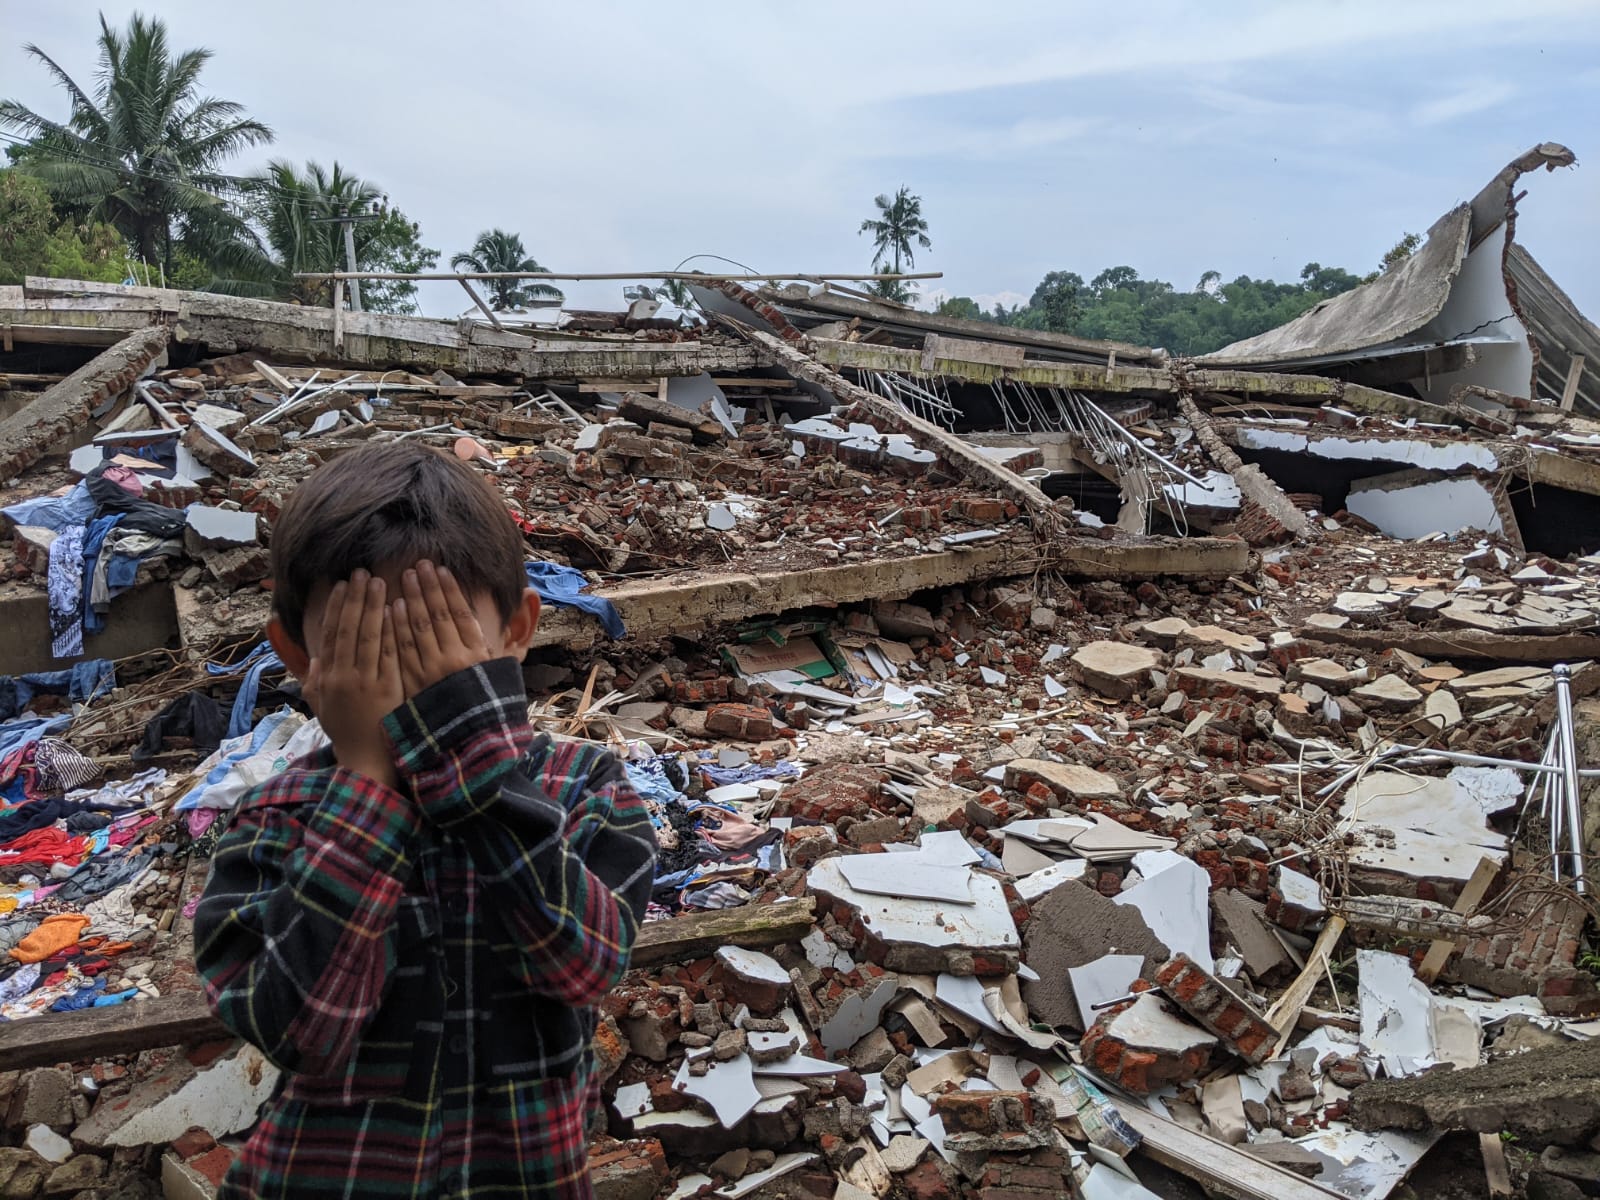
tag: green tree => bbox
[0,168,127,285]
[1300,262,1365,294]
[450,229,563,310]
[859,186,931,301]
[246,159,435,312]
[0,13,273,285]
[1029,271,1084,333]
[1376,232,1421,275]
[934,295,982,321]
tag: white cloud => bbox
[1412,82,1518,126]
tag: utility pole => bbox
[309,207,381,313]
[341,207,363,312]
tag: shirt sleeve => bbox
[193,766,420,1077]
[383,659,657,1006]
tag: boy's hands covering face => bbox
[393,561,492,697]
[307,570,402,788]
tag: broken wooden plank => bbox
[630,898,815,969]
[1114,1103,1347,1200]
[0,991,229,1072]
[251,360,297,396]
[1416,856,1500,985]
[1298,626,1600,663]
[1560,354,1587,412]
[1479,1132,1513,1198]
[1263,917,1346,1059]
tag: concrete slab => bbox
[1071,640,1163,700]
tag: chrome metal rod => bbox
[1075,393,1214,489]
[1553,664,1588,895]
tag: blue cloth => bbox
[51,979,107,1012]
[524,561,625,639]
[92,988,140,1008]
[174,706,296,811]
[699,760,803,786]
[206,642,286,738]
[79,514,124,637]
[0,659,115,722]
[0,714,71,763]
[1,483,95,534]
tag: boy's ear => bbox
[267,617,311,678]
[499,589,542,660]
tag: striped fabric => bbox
[33,737,101,793]
[195,658,657,1200]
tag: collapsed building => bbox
[0,144,1598,1200]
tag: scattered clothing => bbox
[525,560,626,639]
[176,709,318,811]
[31,737,103,794]
[1,483,95,534]
[134,692,226,762]
[47,525,87,659]
[206,643,287,738]
[0,659,116,722]
[9,912,90,963]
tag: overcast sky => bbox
[2,1,1597,320]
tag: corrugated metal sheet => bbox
[1508,243,1600,414]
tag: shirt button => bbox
[449,1034,468,1055]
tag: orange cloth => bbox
[10,913,90,963]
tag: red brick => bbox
[170,1127,217,1160]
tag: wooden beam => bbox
[1560,354,1587,412]
[630,898,815,969]
[251,360,298,395]
[1114,1104,1347,1200]
[1416,856,1500,984]
[0,990,229,1072]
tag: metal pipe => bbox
[1553,664,1588,895]
[293,269,943,283]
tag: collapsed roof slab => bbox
[6,279,763,381]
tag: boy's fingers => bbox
[320,581,347,664]
[354,575,386,676]
[401,569,441,658]
[392,601,422,694]
[417,561,463,652]
[334,572,368,668]
[437,566,487,652]
[379,605,403,695]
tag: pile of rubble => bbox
[4,140,1600,1197]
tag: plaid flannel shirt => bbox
[195,658,657,1200]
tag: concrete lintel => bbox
[0,581,180,676]
[533,535,1248,649]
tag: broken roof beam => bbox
[0,324,171,480]
[530,535,1249,650]
[746,329,1059,521]
[631,898,816,970]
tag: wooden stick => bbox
[1264,916,1346,1058]
[458,279,506,331]
[1416,856,1500,984]
[1560,354,1587,412]
[1479,1132,1513,1198]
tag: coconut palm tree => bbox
[0,13,274,284]
[450,229,563,309]
[251,159,380,305]
[859,186,931,288]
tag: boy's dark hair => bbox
[269,441,526,646]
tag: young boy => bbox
[195,442,657,1199]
